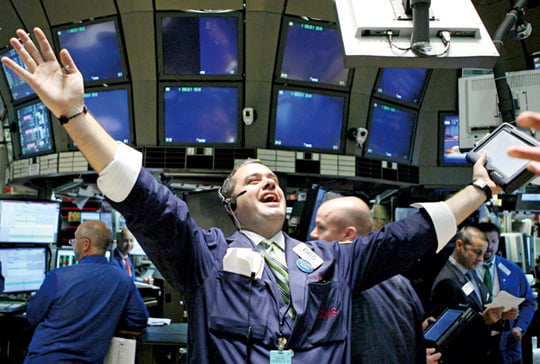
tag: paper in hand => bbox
[485,290,525,311]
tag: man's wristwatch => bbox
[469,179,492,201]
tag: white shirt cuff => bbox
[96,142,142,202]
[411,201,457,253]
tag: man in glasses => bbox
[24,220,148,363]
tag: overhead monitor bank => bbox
[334,0,499,69]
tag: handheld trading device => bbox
[424,307,474,353]
[466,122,540,193]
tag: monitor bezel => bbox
[51,15,130,86]
[0,246,48,294]
[363,98,418,165]
[0,198,61,245]
[268,84,349,154]
[274,15,353,91]
[155,10,244,81]
[372,68,432,109]
[13,98,56,159]
[158,81,244,147]
[437,111,469,167]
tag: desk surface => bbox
[140,323,187,345]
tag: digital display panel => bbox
[0,47,36,102]
[54,17,128,84]
[161,83,241,145]
[0,247,47,293]
[373,68,430,107]
[83,86,131,143]
[15,100,55,158]
[439,112,467,165]
[56,247,111,268]
[276,16,351,89]
[0,200,61,244]
[270,86,347,153]
[157,12,242,79]
[365,100,417,164]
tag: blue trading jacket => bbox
[110,168,439,364]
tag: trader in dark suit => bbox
[430,226,517,364]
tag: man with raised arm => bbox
[2,27,501,364]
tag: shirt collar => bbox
[241,230,285,250]
[449,255,470,276]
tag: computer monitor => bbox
[275,15,352,90]
[373,68,431,108]
[14,99,55,158]
[364,100,417,164]
[159,82,242,146]
[269,85,348,153]
[156,11,243,80]
[0,199,61,244]
[55,247,111,268]
[80,211,101,223]
[82,85,132,144]
[293,185,342,241]
[53,16,128,85]
[438,112,468,166]
[182,189,236,237]
[0,247,47,293]
[0,46,36,103]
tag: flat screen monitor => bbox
[53,16,128,85]
[0,47,36,103]
[80,211,100,223]
[183,189,236,237]
[160,83,242,146]
[269,86,348,153]
[157,11,242,80]
[82,86,132,144]
[438,112,468,166]
[14,99,55,158]
[0,247,47,293]
[373,68,431,108]
[0,200,61,244]
[293,184,342,241]
[364,100,417,164]
[275,16,352,89]
[55,247,111,268]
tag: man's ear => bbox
[343,226,357,241]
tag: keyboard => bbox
[0,300,27,313]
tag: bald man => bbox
[24,221,148,363]
[311,196,441,364]
[112,228,154,284]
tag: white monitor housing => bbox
[458,69,540,150]
[334,0,499,69]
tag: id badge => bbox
[270,350,293,364]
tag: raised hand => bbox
[0,27,84,119]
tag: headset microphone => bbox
[219,189,247,212]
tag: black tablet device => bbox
[466,122,540,193]
[424,307,476,353]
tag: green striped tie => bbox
[261,239,294,317]
[483,263,493,303]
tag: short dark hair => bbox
[456,225,486,245]
[220,158,265,199]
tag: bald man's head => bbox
[310,196,373,242]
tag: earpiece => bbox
[218,188,246,213]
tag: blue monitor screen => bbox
[374,68,430,107]
[161,84,241,145]
[439,113,467,165]
[365,100,417,163]
[54,18,127,84]
[0,47,36,102]
[83,87,131,143]
[271,87,347,152]
[277,17,350,88]
[0,247,47,293]
[15,100,55,158]
[158,13,241,77]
